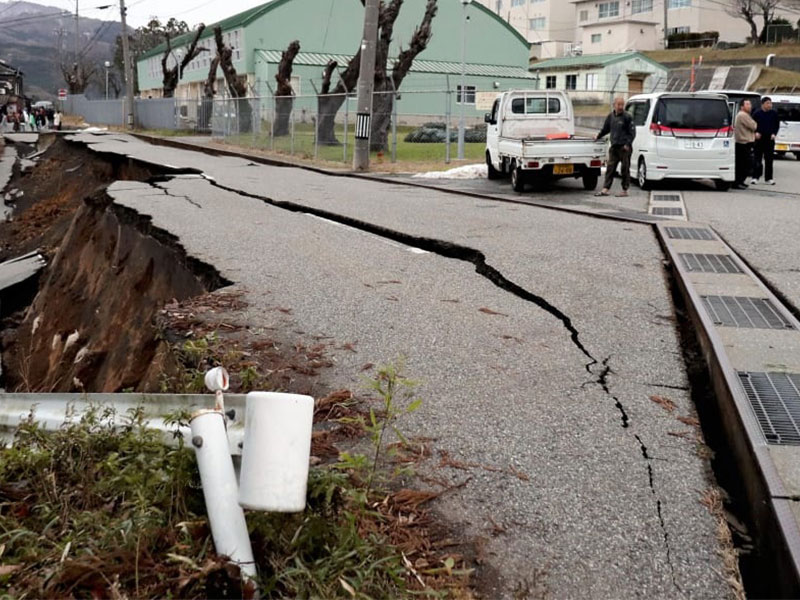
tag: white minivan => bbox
[769,94,800,159]
[625,92,735,191]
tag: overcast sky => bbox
[32,0,273,28]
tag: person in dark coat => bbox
[594,96,636,197]
[752,97,780,185]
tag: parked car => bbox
[769,94,800,159]
[625,92,735,191]
[484,90,607,192]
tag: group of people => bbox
[0,104,62,133]
[734,97,780,189]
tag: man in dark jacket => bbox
[594,97,636,197]
[752,96,780,185]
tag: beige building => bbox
[571,0,772,54]
[475,0,576,58]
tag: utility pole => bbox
[663,0,669,49]
[74,0,80,85]
[352,0,380,172]
[119,0,134,128]
[457,0,469,160]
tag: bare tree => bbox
[725,0,783,44]
[60,60,96,95]
[274,40,300,136]
[316,0,438,149]
[213,26,252,131]
[161,24,207,98]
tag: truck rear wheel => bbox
[582,172,599,191]
[486,152,501,180]
[511,165,526,192]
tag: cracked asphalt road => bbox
[72,132,732,598]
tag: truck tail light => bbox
[590,159,603,167]
[527,161,539,168]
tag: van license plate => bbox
[776,143,789,151]
[553,164,574,175]
[684,140,704,149]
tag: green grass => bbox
[223,122,485,167]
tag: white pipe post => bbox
[457,0,468,160]
[190,410,256,580]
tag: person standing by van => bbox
[594,97,636,197]
[752,97,779,185]
[734,100,757,189]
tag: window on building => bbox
[511,0,524,6]
[579,10,588,22]
[495,0,502,11]
[529,17,546,30]
[565,74,577,90]
[530,0,545,3]
[545,75,557,89]
[598,1,619,18]
[591,33,602,43]
[668,0,690,7]
[667,26,690,35]
[586,73,599,90]
[456,85,476,104]
[632,0,653,13]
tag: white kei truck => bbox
[484,90,607,192]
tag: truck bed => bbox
[497,136,606,163]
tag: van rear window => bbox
[775,103,800,122]
[511,97,561,115]
[655,98,731,129]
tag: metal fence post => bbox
[445,76,452,164]
[390,87,398,163]
[290,105,295,155]
[343,93,349,163]
[310,81,320,161]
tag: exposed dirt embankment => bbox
[2,193,229,392]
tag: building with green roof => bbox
[135,0,538,119]
[528,51,668,102]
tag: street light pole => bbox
[457,0,469,160]
[104,60,110,99]
[352,0,380,172]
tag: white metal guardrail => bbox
[0,392,247,455]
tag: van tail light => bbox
[650,123,673,137]
[716,126,733,138]
[527,161,540,168]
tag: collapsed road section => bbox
[1,132,741,598]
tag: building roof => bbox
[140,0,529,62]
[530,52,666,73]
[0,60,23,76]
[256,49,536,79]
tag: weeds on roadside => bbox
[0,361,471,598]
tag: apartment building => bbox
[572,0,758,54]
[475,0,577,58]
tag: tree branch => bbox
[393,0,437,88]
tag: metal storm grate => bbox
[680,253,743,274]
[665,227,714,240]
[652,193,682,202]
[652,207,684,216]
[701,295,795,329]
[738,372,800,445]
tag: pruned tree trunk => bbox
[274,40,300,136]
[317,54,360,145]
[314,0,438,151]
[214,26,252,132]
[200,56,219,132]
[370,0,437,151]
[161,24,207,98]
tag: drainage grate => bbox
[652,207,684,216]
[652,193,682,202]
[701,295,794,329]
[665,227,714,240]
[738,372,800,445]
[680,253,743,274]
